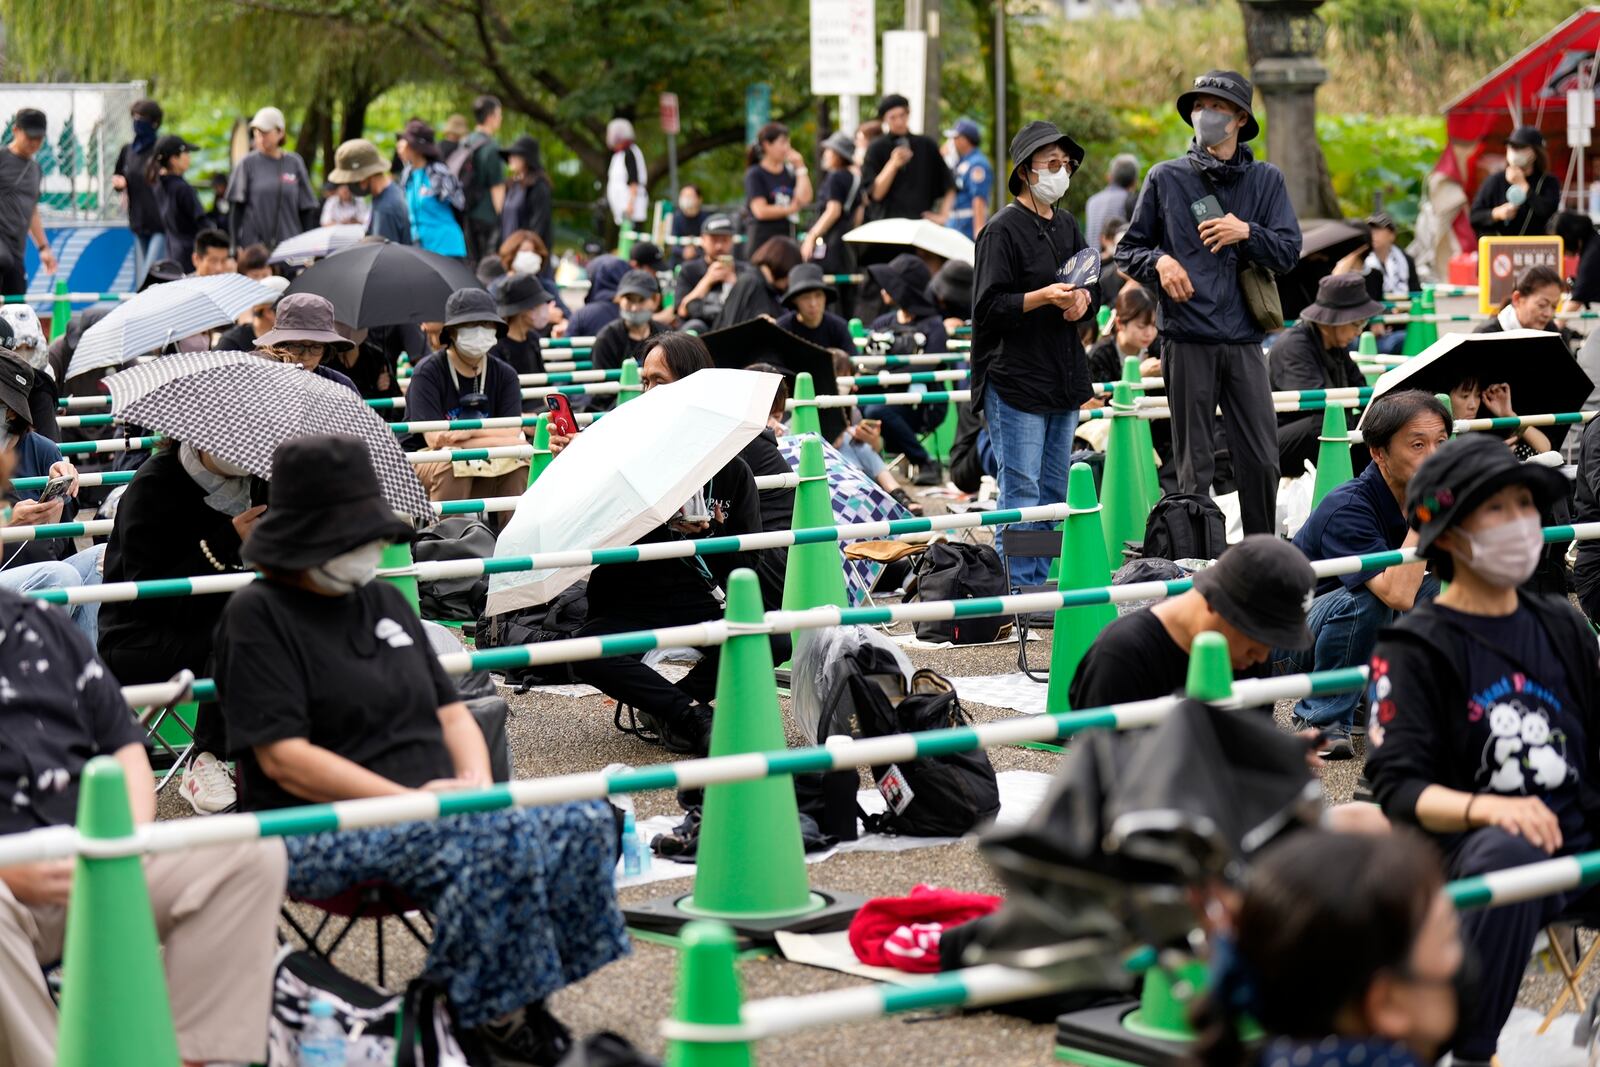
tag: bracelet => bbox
[1463,793,1479,828]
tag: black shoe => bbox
[1319,727,1355,761]
[649,704,713,756]
[475,1001,572,1066]
[912,463,943,487]
[1352,776,1375,804]
[1022,611,1055,630]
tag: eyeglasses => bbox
[1032,158,1075,174]
[274,342,323,358]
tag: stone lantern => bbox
[1239,0,1342,218]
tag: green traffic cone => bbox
[1185,630,1234,701]
[930,396,957,462]
[1358,330,1380,387]
[789,371,823,437]
[527,413,553,486]
[49,278,69,341]
[1123,355,1161,513]
[56,757,181,1067]
[1310,400,1354,508]
[617,358,642,405]
[688,570,819,919]
[1401,290,1427,356]
[1122,959,1211,1041]
[1417,288,1439,352]
[781,436,849,613]
[1099,382,1147,570]
[380,539,421,615]
[666,921,751,1067]
[1096,303,1113,337]
[1045,463,1119,713]
[848,316,867,339]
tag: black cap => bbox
[615,269,660,299]
[1176,70,1260,143]
[876,94,910,119]
[630,241,665,270]
[1192,535,1317,650]
[497,272,553,318]
[1367,212,1397,232]
[1006,120,1085,196]
[1508,125,1545,149]
[0,351,33,427]
[12,109,45,137]
[441,286,504,328]
[153,133,200,157]
[1405,434,1566,558]
[702,213,736,237]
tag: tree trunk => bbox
[295,91,329,178]
[339,78,378,145]
[965,0,1017,185]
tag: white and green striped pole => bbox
[850,354,968,368]
[57,436,161,456]
[1,519,112,543]
[835,370,969,388]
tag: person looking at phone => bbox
[1115,69,1302,536]
[674,214,756,331]
[859,94,954,226]
[971,120,1097,621]
[404,287,528,515]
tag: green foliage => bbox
[1316,113,1446,224]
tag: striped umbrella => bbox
[104,352,433,525]
[267,224,367,264]
[68,275,281,379]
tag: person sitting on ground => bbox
[589,269,666,375]
[326,322,403,404]
[498,228,568,321]
[1355,212,1419,354]
[776,263,854,352]
[0,566,285,1067]
[1191,830,1462,1067]
[320,179,370,227]
[1070,535,1314,709]
[720,235,804,326]
[215,274,290,353]
[0,307,60,438]
[1095,216,1130,309]
[188,226,231,277]
[1365,433,1598,1067]
[736,361,797,610]
[825,347,921,514]
[1472,263,1564,336]
[490,272,556,378]
[1086,283,1160,389]
[547,333,785,755]
[1575,414,1600,624]
[567,254,630,338]
[863,252,949,486]
[1444,374,1551,459]
[1275,390,1451,761]
[216,434,626,1064]
[927,259,973,335]
[253,293,360,394]
[405,287,529,515]
[674,214,756,331]
[99,434,267,815]
[234,244,273,281]
[1268,272,1379,478]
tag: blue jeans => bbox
[838,436,888,479]
[0,545,104,643]
[1377,328,1407,354]
[861,402,934,466]
[987,389,1079,590]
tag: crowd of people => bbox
[0,59,1595,1067]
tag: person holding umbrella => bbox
[406,288,527,514]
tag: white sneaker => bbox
[180,751,236,815]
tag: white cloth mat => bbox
[946,672,1052,716]
[774,929,913,983]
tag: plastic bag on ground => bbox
[790,625,913,745]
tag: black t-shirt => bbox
[217,580,457,812]
[1069,607,1270,710]
[402,349,522,449]
[115,143,163,236]
[590,317,666,373]
[491,333,546,377]
[778,310,854,354]
[0,593,145,835]
[745,164,799,249]
[820,167,860,217]
[861,133,954,220]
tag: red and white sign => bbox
[1476,236,1563,314]
[1491,252,1512,278]
[659,92,680,136]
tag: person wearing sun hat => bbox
[1364,432,1599,1067]
[253,292,359,395]
[1115,69,1301,538]
[776,262,853,353]
[1269,271,1383,476]
[214,433,627,1062]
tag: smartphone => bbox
[716,254,734,267]
[546,393,580,437]
[861,419,882,431]
[36,474,72,504]
[1190,194,1225,225]
[895,136,910,150]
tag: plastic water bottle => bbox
[298,997,348,1067]
[622,811,642,877]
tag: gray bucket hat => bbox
[442,286,505,329]
[255,293,354,350]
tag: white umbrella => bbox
[843,217,975,265]
[487,368,781,613]
[68,274,280,379]
[268,224,367,264]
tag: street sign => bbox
[810,0,877,96]
[659,92,680,136]
[881,30,927,134]
[745,83,771,146]
[1477,236,1563,315]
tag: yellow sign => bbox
[1477,236,1563,315]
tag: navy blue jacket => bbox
[1115,142,1300,345]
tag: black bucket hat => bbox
[927,260,974,317]
[243,434,414,572]
[0,349,33,427]
[497,272,553,318]
[1006,120,1085,196]
[442,286,504,329]
[1192,535,1317,650]
[867,253,938,319]
[1298,272,1384,328]
[500,134,542,170]
[1176,70,1260,143]
[780,263,837,307]
[1406,434,1566,559]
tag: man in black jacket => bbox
[1268,272,1380,476]
[1116,70,1302,535]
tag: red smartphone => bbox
[546,394,580,437]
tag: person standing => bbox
[224,106,317,250]
[112,98,165,277]
[147,134,204,269]
[1115,69,1301,536]
[604,118,648,231]
[801,132,861,271]
[972,120,1096,608]
[939,118,991,239]
[859,94,954,226]
[743,122,812,251]
[328,138,409,246]
[459,95,507,263]
[1470,125,1560,240]
[500,134,552,252]
[0,110,57,296]
[396,120,467,258]
[1084,153,1138,264]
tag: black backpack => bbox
[412,516,496,622]
[846,668,1000,837]
[905,542,1007,644]
[475,581,590,688]
[1140,493,1226,562]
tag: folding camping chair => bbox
[1001,529,1063,684]
[282,881,434,990]
[130,669,199,792]
[1538,918,1600,1034]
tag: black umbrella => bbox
[1361,329,1593,450]
[283,240,482,328]
[700,317,845,441]
[1276,218,1368,323]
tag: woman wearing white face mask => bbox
[1469,125,1559,240]
[1366,433,1600,1067]
[404,287,529,523]
[215,434,629,1061]
[970,120,1097,620]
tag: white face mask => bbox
[1030,167,1070,203]
[208,454,252,479]
[512,250,542,275]
[1507,148,1535,170]
[308,540,385,595]
[1454,514,1543,589]
[454,326,496,361]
